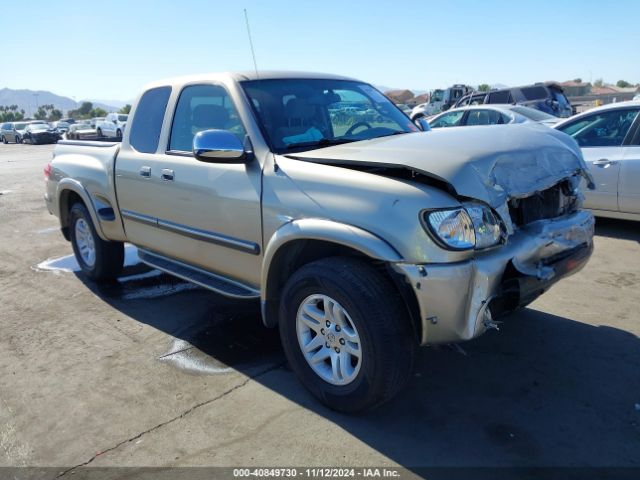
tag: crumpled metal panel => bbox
[288,123,595,217]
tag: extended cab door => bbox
[115,83,263,286]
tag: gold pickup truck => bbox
[45,72,595,412]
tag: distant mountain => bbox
[84,98,129,109]
[0,88,121,116]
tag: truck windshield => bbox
[241,79,418,153]
[430,90,444,102]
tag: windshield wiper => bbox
[285,138,357,150]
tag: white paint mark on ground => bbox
[33,245,200,299]
[33,254,81,274]
[33,244,140,274]
[122,244,139,267]
[36,226,59,235]
[159,339,233,375]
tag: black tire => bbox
[279,257,415,412]
[1,136,7,144]
[96,128,103,139]
[116,129,122,140]
[16,136,22,144]
[69,203,124,282]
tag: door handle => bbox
[139,166,151,177]
[592,159,617,168]
[161,169,175,181]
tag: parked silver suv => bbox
[1,121,29,143]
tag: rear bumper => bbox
[394,210,594,345]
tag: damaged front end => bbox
[288,124,596,345]
[395,152,595,345]
[395,205,594,345]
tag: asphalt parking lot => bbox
[1,143,639,477]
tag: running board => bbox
[137,249,260,299]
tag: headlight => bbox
[463,203,503,249]
[424,204,502,251]
[425,208,475,250]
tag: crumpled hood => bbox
[287,123,594,209]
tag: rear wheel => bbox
[279,257,415,412]
[116,129,122,140]
[69,203,124,281]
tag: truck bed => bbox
[48,140,126,242]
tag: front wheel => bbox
[116,129,122,140]
[96,128,103,139]
[1,136,7,144]
[69,203,124,281]
[279,257,415,412]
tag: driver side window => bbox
[559,109,639,147]
[169,84,246,152]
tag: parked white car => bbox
[96,113,128,139]
[554,101,640,221]
[427,105,560,129]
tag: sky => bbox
[2,0,639,102]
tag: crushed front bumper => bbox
[394,210,594,345]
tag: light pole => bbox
[33,93,39,117]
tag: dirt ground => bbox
[1,143,639,478]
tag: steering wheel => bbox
[345,121,373,136]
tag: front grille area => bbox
[508,180,578,227]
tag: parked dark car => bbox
[1,121,29,143]
[22,123,60,144]
[482,82,573,118]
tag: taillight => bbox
[44,163,52,180]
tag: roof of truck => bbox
[143,71,360,90]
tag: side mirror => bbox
[193,129,251,163]
[416,118,431,131]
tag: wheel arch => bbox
[261,219,423,343]
[57,179,107,241]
